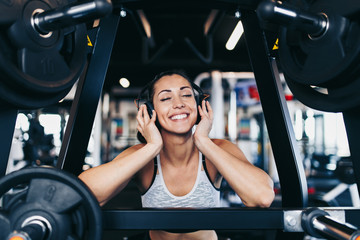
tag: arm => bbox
[196,138,274,207]
[194,101,274,207]
[79,105,162,206]
[78,143,160,206]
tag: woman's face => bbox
[152,74,198,134]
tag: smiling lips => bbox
[170,114,188,120]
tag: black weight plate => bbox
[0,167,102,240]
[20,49,71,85]
[0,0,22,25]
[0,0,87,108]
[0,24,86,109]
[1,23,86,93]
[0,78,72,109]
[26,178,83,213]
[279,0,360,87]
[285,72,360,112]
[6,178,84,239]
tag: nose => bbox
[173,96,185,108]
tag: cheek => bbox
[153,103,168,122]
[191,100,198,112]
[190,101,199,120]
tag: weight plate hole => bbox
[31,9,53,38]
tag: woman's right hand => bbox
[136,104,163,149]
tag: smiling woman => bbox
[78,70,275,240]
[134,71,208,142]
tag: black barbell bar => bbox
[257,0,328,38]
[33,0,112,34]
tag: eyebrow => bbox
[157,86,192,96]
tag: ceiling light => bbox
[119,78,130,88]
[225,20,244,51]
[120,8,127,18]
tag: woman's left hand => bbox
[194,100,213,140]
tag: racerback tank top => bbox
[141,152,220,208]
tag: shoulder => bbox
[211,138,237,150]
[210,139,247,159]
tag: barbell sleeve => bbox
[312,215,360,240]
[301,208,360,240]
[257,0,328,37]
[33,0,112,34]
[7,221,48,240]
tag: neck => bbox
[160,129,197,166]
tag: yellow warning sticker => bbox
[87,35,93,47]
[272,38,279,50]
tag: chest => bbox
[161,163,201,196]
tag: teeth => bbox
[171,114,187,120]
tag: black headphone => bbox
[135,81,208,125]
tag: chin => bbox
[163,125,193,135]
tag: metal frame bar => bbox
[103,208,284,230]
[342,110,360,196]
[102,208,360,231]
[57,13,120,175]
[240,9,308,208]
[0,109,18,177]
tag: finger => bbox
[140,105,150,122]
[150,110,157,123]
[198,104,204,117]
[202,99,207,111]
[137,105,147,126]
[137,125,143,134]
[136,107,144,123]
[205,101,213,118]
[201,100,209,117]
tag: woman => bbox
[79,70,275,240]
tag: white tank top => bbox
[141,152,221,208]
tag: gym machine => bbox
[0,0,360,239]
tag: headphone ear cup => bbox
[192,83,203,125]
[196,94,207,124]
[145,101,161,128]
[144,101,154,118]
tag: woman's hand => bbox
[136,105,163,149]
[194,100,213,142]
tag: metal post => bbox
[241,9,308,208]
[342,110,360,197]
[57,13,120,175]
[0,109,18,177]
[210,71,225,139]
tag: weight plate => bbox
[285,72,360,112]
[0,0,22,25]
[0,0,86,109]
[279,0,360,87]
[0,78,73,109]
[0,167,102,240]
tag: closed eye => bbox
[160,97,171,101]
[182,94,192,97]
